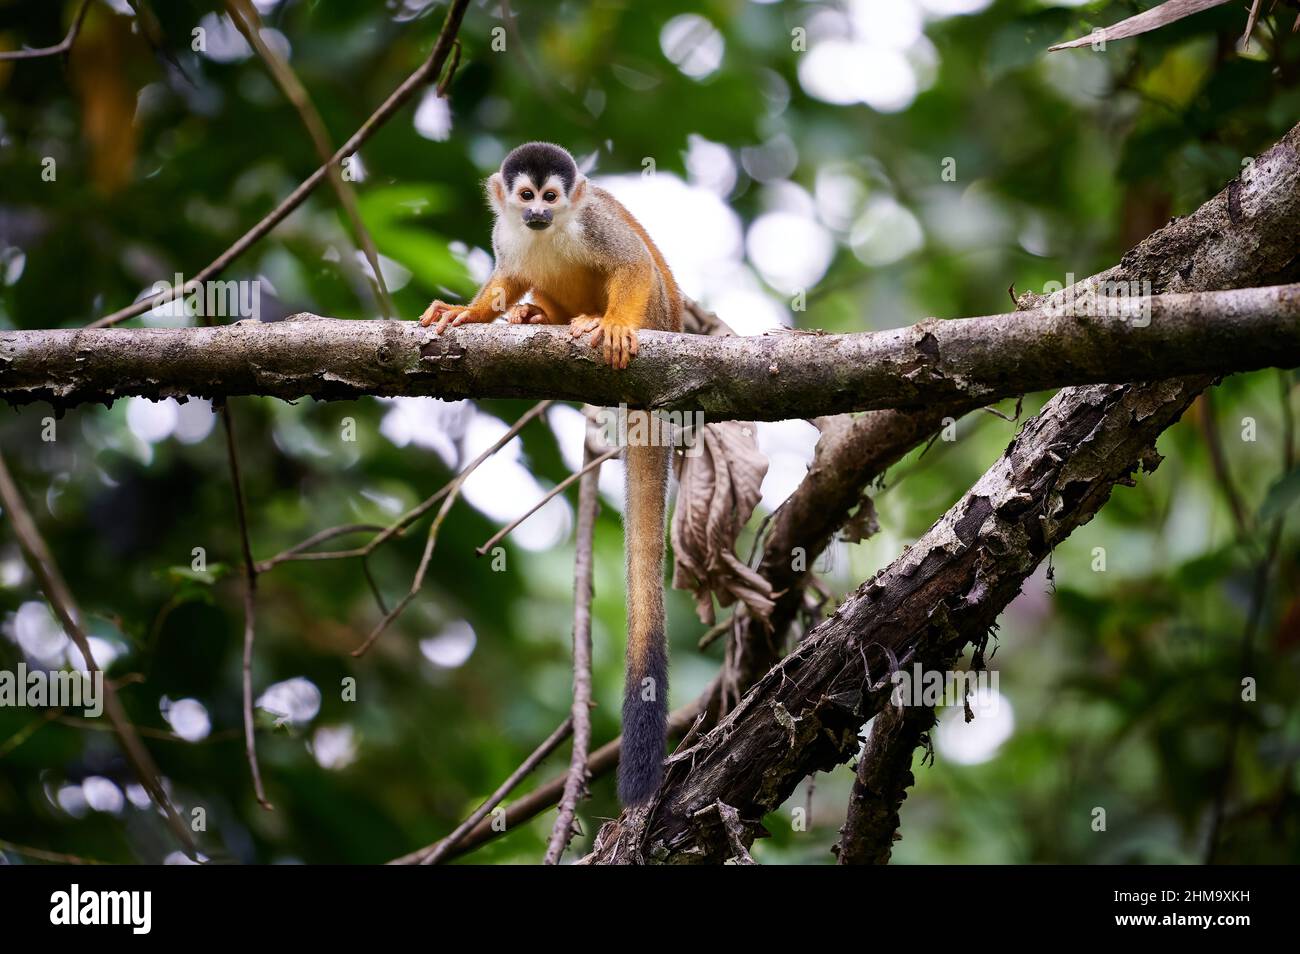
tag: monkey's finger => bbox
[434,309,464,333]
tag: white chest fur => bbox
[494,217,594,284]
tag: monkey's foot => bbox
[418,300,492,333]
[571,314,638,369]
[506,302,550,325]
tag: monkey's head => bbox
[488,142,587,233]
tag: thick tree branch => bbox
[585,375,1209,863]
[707,116,1300,726]
[3,284,1298,417]
[584,113,1300,866]
[834,695,938,865]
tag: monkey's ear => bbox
[570,176,587,205]
[487,172,506,210]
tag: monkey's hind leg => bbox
[506,301,549,324]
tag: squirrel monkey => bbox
[420,142,682,805]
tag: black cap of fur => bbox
[501,141,578,195]
[618,633,668,805]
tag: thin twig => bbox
[221,407,272,809]
[696,615,734,651]
[0,450,197,857]
[0,839,104,865]
[408,717,574,866]
[56,715,242,743]
[0,0,93,61]
[1198,389,1251,538]
[476,444,621,556]
[351,477,460,657]
[436,40,462,97]
[544,438,602,864]
[360,556,389,615]
[225,0,395,318]
[253,524,384,572]
[257,401,553,571]
[0,708,61,759]
[1205,373,1295,862]
[389,689,712,864]
[89,0,471,327]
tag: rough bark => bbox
[583,116,1300,865]
[2,284,1297,418]
[706,117,1300,725]
[585,376,1208,864]
[834,697,939,865]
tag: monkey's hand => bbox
[506,302,550,325]
[571,314,638,369]
[418,300,495,333]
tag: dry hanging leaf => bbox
[671,420,774,625]
[1048,0,1234,52]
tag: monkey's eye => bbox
[543,190,558,203]
[520,190,535,201]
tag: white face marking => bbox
[493,172,592,279]
[506,173,569,222]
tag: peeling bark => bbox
[704,118,1300,730]
[584,376,1208,863]
[834,694,939,866]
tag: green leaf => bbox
[1259,466,1300,522]
[165,563,230,586]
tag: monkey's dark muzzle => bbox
[523,210,552,230]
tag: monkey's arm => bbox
[571,262,653,369]
[420,271,527,332]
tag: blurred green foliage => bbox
[0,0,1297,864]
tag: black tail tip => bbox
[618,752,664,806]
[618,678,668,806]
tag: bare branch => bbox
[545,429,603,865]
[390,691,711,864]
[0,450,197,858]
[255,402,553,572]
[220,406,272,809]
[706,114,1300,730]
[585,373,1211,863]
[0,0,93,61]
[477,444,621,556]
[88,0,471,328]
[834,698,938,865]
[7,285,1300,417]
[1049,0,1232,52]
[225,0,396,318]
[400,717,574,866]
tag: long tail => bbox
[618,433,670,806]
